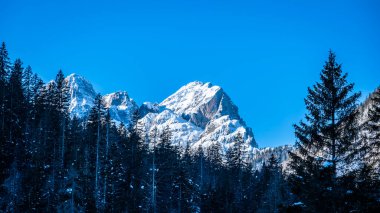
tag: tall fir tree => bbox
[0,42,11,139]
[85,93,105,211]
[0,42,11,207]
[257,154,290,213]
[54,70,70,170]
[288,51,361,212]
[5,58,27,211]
[226,133,247,212]
[156,125,177,212]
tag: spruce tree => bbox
[257,154,289,213]
[226,133,246,211]
[206,141,223,189]
[85,93,105,211]
[124,110,146,211]
[0,42,10,138]
[0,42,11,206]
[172,145,194,213]
[5,58,27,211]
[288,51,361,212]
[156,125,176,211]
[54,70,69,170]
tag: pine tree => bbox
[257,154,289,213]
[226,133,246,211]
[0,42,11,207]
[54,70,69,171]
[106,122,129,212]
[124,109,146,211]
[85,93,105,211]
[288,51,361,212]
[147,126,159,213]
[172,145,194,213]
[156,125,176,212]
[22,66,33,149]
[0,42,11,139]
[206,141,223,189]
[5,58,27,211]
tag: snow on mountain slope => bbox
[158,81,257,148]
[357,87,380,125]
[160,81,241,128]
[139,102,160,118]
[65,73,97,118]
[251,145,294,170]
[138,109,203,147]
[103,91,138,127]
[65,74,138,127]
[63,74,291,164]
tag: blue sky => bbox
[1,0,379,147]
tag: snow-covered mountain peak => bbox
[103,91,132,109]
[138,81,258,148]
[103,91,138,127]
[160,81,241,129]
[63,74,258,150]
[65,73,94,89]
[65,73,97,118]
[161,81,221,117]
[64,73,139,127]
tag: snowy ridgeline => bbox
[62,73,291,164]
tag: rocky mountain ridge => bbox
[61,73,292,164]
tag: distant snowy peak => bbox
[64,74,138,127]
[103,91,134,109]
[65,73,97,118]
[139,102,160,118]
[160,81,241,128]
[103,91,138,127]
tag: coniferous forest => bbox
[0,42,380,212]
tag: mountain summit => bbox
[161,81,242,127]
[64,74,138,127]
[65,73,97,118]
[157,81,256,148]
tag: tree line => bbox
[0,42,379,212]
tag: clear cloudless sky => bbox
[1,0,379,147]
